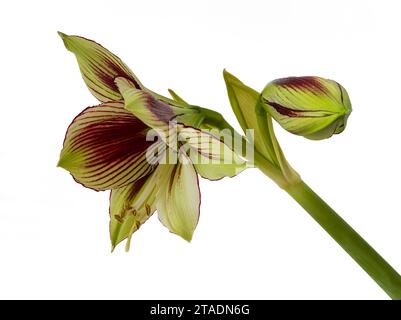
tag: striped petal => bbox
[110,172,158,251]
[58,102,157,191]
[58,32,143,102]
[156,153,200,242]
[115,77,176,130]
[179,127,247,180]
[116,77,190,148]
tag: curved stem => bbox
[285,180,401,299]
[200,106,401,298]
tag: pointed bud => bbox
[261,76,352,140]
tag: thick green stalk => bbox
[200,106,401,298]
[285,180,401,299]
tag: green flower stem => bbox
[200,106,401,298]
[253,150,289,188]
[284,180,401,299]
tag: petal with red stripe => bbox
[110,172,158,251]
[58,32,143,102]
[115,77,177,128]
[58,102,157,191]
[179,127,247,180]
[116,77,186,147]
[156,153,200,242]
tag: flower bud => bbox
[261,76,352,140]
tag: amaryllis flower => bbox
[57,33,246,250]
[56,33,401,299]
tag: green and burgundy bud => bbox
[261,76,352,140]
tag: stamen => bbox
[145,204,151,217]
[114,215,124,223]
[135,221,141,230]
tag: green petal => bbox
[116,77,195,149]
[58,102,157,191]
[110,172,158,251]
[115,77,176,130]
[179,126,247,180]
[168,89,190,106]
[223,70,276,163]
[58,32,143,102]
[156,153,200,242]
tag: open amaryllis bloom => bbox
[58,33,246,250]
[57,33,401,298]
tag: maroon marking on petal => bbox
[69,35,142,92]
[145,93,176,123]
[273,77,328,95]
[62,103,156,190]
[83,73,115,101]
[195,169,201,224]
[264,99,333,118]
[69,121,149,161]
[95,58,142,92]
[336,82,344,104]
[168,165,179,193]
[80,152,142,178]
[108,172,154,227]
[86,155,153,190]
[125,174,153,203]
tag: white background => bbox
[0,0,400,300]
